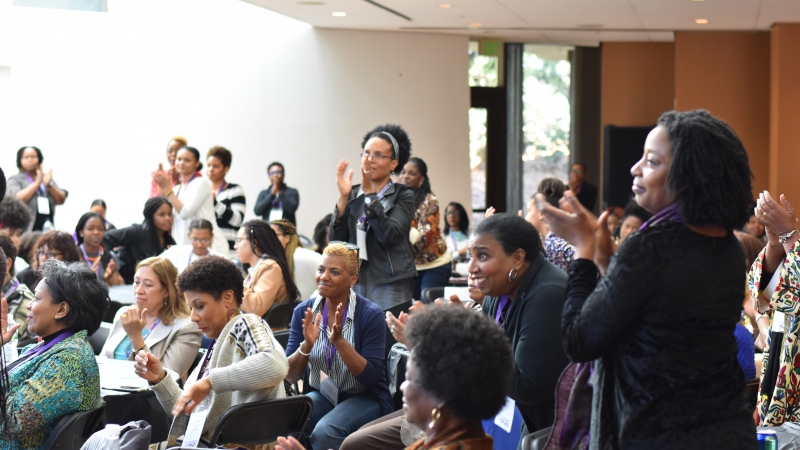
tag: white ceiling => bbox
[241,0,800,45]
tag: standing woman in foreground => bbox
[541,110,756,448]
[329,124,416,309]
[103,197,177,284]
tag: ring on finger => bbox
[390,325,396,333]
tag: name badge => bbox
[773,311,786,333]
[268,207,283,222]
[182,397,212,447]
[319,370,339,407]
[357,228,368,261]
[37,196,50,215]
[493,397,516,433]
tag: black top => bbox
[329,183,417,288]
[562,222,756,449]
[254,185,299,226]
[103,223,175,284]
[16,267,40,292]
[482,252,569,432]
[576,181,598,212]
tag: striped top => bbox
[306,291,364,394]
[213,182,246,250]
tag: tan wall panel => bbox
[770,24,800,203]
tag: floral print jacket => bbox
[750,239,800,426]
[411,194,448,266]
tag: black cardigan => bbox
[563,222,756,449]
[482,252,569,432]
[103,223,175,284]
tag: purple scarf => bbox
[639,203,685,231]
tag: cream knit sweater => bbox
[151,313,288,449]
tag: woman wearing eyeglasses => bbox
[329,124,416,310]
[16,230,81,292]
[158,219,225,274]
[255,162,300,226]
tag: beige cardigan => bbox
[153,313,288,449]
[101,308,201,382]
[242,258,290,317]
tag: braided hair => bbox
[241,220,299,302]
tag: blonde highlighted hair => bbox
[323,242,360,275]
[136,257,190,325]
[271,219,301,278]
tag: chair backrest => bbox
[273,329,290,351]
[88,322,113,356]
[208,395,314,446]
[103,300,124,324]
[745,377,760,409]
[265,301,299,330]
[420,287,445,304]
[43,404,106,450]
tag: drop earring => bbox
[428,407,441,430]
[508,268,519,283]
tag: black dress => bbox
[562,222,756,449]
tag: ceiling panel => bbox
[241,0,800,44]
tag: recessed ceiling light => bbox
[298,1,325,4]
[470,22,482,28]
[332,11,347,17]
[695,18,709,24]
[438,3,452,7]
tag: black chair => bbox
[745,377,760,409]
[169,395,313,448]
[103,300,124,323]
[273,329,290,350]
[265,301,300,330]
[43,404,106,450]
[420,287,445,304]
[88,322,112,355]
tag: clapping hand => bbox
[361,153,374,193]
[386,311,409,345]
[301,307,321,348]
[756,191,797,237]
[152,163,172,191]
[336,160,354,199]
[330,303,345,345]
[42,168,53,187]
[1,297,21,344]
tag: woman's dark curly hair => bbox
[657,110,753,229]
[622,200,652,224]
[39,259,107,335]
[15,146,43,170]
[0,197,32,231]
[361,124,411,175]
[443,202,469,236]
[474,213,542,262]
[143,196,176,250]
[405,305,513,420]
[177,255,244,306]
[537,178,567,207]
[240,220,299,302]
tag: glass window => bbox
[13,0,106,12]
[469,41,498,88]
[522,45,573,204]
[469,107,488,218]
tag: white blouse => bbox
[172,177,229,254]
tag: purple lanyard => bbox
[358,181,393,225]
[175,173,197,196]
[22,330,74,358]
[4,280,19,298]
[494,296,509,325]
[322,301,349,371]
[196,340,216,381]
[79,244,104,278]
[216,182,227,197]
[124,318,160,358]
[24,173,46,196]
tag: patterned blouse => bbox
[543,232,575,272]
[0,330,100,449]
[411,194,448,266]
[750,239,800,426]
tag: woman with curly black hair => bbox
[278,304,514,450]
[542,109,757,448]
[329,124,416,309]
[235,220,299,317]
[104,196,177,284]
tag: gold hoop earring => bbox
[508,268,519,283]
[164,297,168,307]
[428,407,441,431]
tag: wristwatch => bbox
[778,229,797,244]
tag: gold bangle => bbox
[163,190,174,197]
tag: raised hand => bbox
[301,308,321,350]
[360,153,374,193]
[385,311,406,345]
[1,297,20,344]
[134,350,166,384]
[120,305,147,340]
[336,160,354,199]
[484,206,496,218]
[539,191,597,260]
[330,303,345,344]
[43,168,53,186]
[757,191,797,236]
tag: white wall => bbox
[0,0,471,238]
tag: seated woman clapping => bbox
[277,304,514,450]
[134,255,289,448]
[101,257,201,382]
[285,242,393,450]
[0,259,106,448]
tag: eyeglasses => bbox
[360,151,393,161]
[190,238,211,244]
[268,170,284,176]
[37,250,62,258]
[329,241,359,252]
